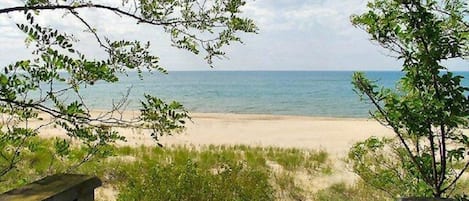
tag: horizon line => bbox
[164,69,469,72]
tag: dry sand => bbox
[158,113,396,157]
[36,111,396,157]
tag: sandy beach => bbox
[33,111,398,196]
[157,113,396,157]
[27,111,469,199]
[36,111,396,158]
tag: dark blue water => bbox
[73,71,468,118]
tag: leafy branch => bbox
[0,0,256,180]
[351,0,469,198]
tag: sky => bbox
[0,0,467,71]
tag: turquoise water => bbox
[74,71,468,118]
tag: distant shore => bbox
[36,111,397,157]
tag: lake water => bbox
[74,71,469,118]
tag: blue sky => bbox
[0,0,467,71]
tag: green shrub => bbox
[1,140,332,200]
[117,159,274,201]
[314,182,391,201]
[274,172,305,201]
[348,137,433,198]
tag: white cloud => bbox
[242,0,367,34]
[0,0,465,71]
[0,0,22,7]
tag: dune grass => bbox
[313,181,392,201]
[5,138,465,200]
[0,138,334,200]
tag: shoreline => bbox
[89,108,373,120]
[189,112,371,121]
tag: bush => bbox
[348,137,433,198]
[314,182,391,201]
[118,159,273,201]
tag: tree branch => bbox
[354,76,433,185]
[0,4,200,26]
[441,160,469,193]
[69,9,109,51]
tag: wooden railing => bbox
[399,198,455,201]
[0,174,102,201]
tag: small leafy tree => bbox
[349,137,434,197]
[351,0,469,198]
[0,0,256,180]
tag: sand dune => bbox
[33,111,445,195]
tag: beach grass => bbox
[313,182,392,201]
[7,138,467,200]
[0,138,334,200]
